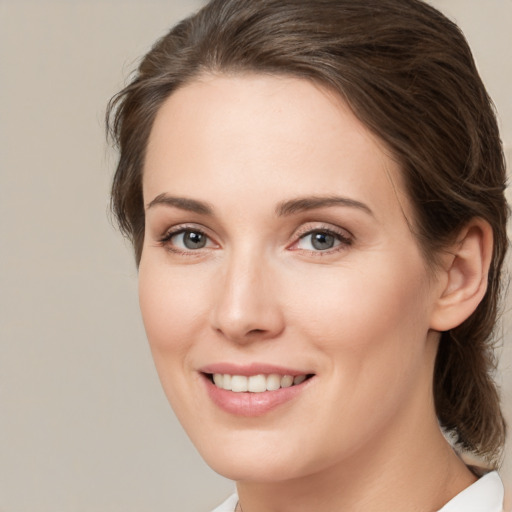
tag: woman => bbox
[107,0,508,510]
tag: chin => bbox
[205,453,308,483]
[190,426,345,484]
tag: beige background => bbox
[1,1,511,510]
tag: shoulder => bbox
[437,471,504,512]
[209,493,238,512]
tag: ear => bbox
[429,218,493,332]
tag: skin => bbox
[139,74,480,511]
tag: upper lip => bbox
[199,362,312,377]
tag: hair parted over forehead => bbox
[107,0,508,466]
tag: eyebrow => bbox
[146,193,213,215]
[146,193,373,217]
[276,196,374,217]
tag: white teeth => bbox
[281,375,294,388]
[231,375,248,392]
[248,374,267,393]
[293,375,306,385]
[222,374,232,390]
[212,373,309,393]
[266,373,281,391]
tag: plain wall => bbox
[0,1,510,510]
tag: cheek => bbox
[138,261,214,424]
[285,258,430,348]
[282,255,433,413]
[138,261,207,361]
[282,262,432,450]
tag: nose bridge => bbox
[211,244,284,342]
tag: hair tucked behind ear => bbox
[107,0,508,466]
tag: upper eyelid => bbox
[159,223,212,240]
[293,222,353,239]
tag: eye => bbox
[176,230,208,249]
[160,227,215,252]
[294,228,352,252]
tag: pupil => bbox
[312,232,334,250]
[184,231,206,249]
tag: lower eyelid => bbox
[299,236,348,249]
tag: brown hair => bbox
[107,0,508,466]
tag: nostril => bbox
[248,328,265,335]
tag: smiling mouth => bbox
[205,373,314,393]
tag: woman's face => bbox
[139,74,442,482]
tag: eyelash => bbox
[158,224,215,255]
[291,225,353,256]
[157,223,353,256]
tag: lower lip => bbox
[202,375,312,417]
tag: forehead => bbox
[143,73,411,225]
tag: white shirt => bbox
[438,471,504,512]
[210,471,505,512]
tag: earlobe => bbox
[429,218,493,332]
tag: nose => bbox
[210,250,285,343]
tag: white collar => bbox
[437,471,504,512]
